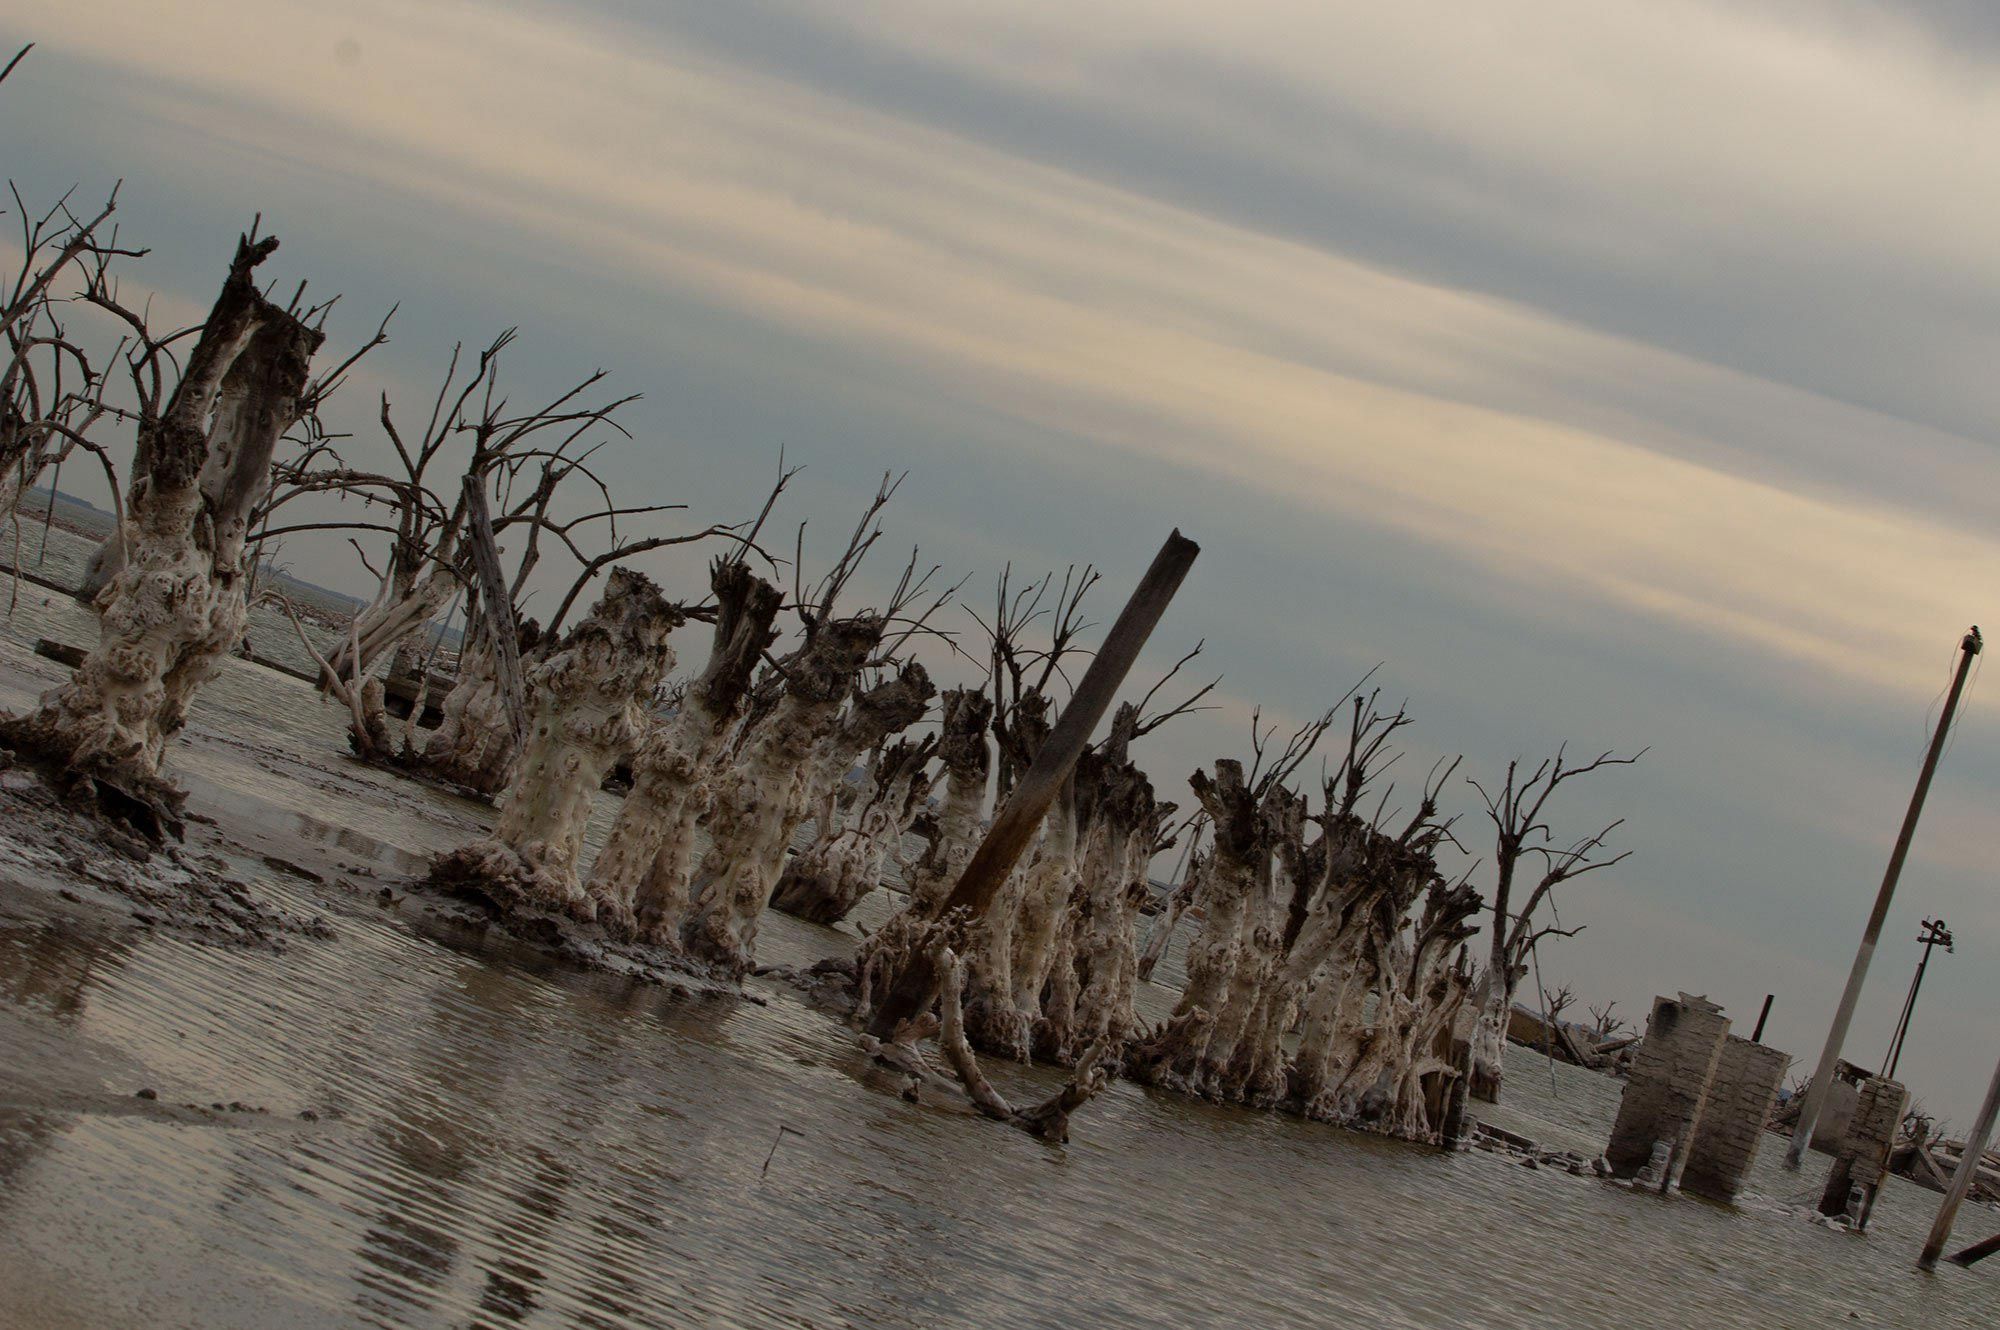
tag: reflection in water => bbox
[288,810,434,878]
[0,918,134,1027]
[0,922,138,1206]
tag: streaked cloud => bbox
[29,0,1999,699]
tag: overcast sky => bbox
[6,0,1999,1121]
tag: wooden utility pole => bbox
[1784,626,1981,1170]
[864,529,1200,1038]
[1918,1050,2000,1271]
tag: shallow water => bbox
[0,591,1994,1329]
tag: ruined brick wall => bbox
[1818,1076,1908,1218]
[1680,1035,1789,1203]
[1605,994,1731,1180]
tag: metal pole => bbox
[1751,993,1774,1044]
[1918,1050,2000,1271]
[1784,627,1981,1169]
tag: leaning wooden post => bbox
[1785,625,1981,1169]
[865,529,1199,1038]
[1917,1050,2000,1271]
[462,475,530,747]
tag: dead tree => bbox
[769,732,936,924]
[762,546,960,924]
[1126,703,1336,1090]
[953,566,1098,1055]
[911,686,997,918]
[1055,656,1211,1060]
[1466,743,1643,1102]
[1316,872,1478,1136]
[262,330,740,774]
[681,612,886,972]
[585,556,781,942]
[427,567,680,913]
[679,473,921,972]
[2,231,324,833]
[857,530,1201,1044]
[1065,730,1174,1063]
[0,46,136,531]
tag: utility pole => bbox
[1918,1050,2000,1271]
[1882,918,1953,1082]
[1784,626,1981,1170]
[1751,993,1774,1043]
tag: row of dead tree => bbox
[0,44,1642,1144]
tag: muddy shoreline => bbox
[2,590,1998,1329]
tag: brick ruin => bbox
[1603,993,1789,1204]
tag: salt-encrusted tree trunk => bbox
[1036,880,1085,1061]
[680,614,886,974]
[1136,840,1204,984]
[1315,857,1450,1127]
[905,687,996,915]
[1003,776,1080,1047]
[1298,868,1479,1139]
[1128,758,1265,1088]
[1467,965,1520,1106]
[926,686,1054,1054]
[1385,914,1478,1141]
[1222,827,1359,1106]
[1056,705,1175,1062]
[1326,947,1414,1125]
[1278,787,1456,1113]
[1288,927,1376,1110]
[1068,757,1164,1063]
[1126,702,1348,1093]
[1189,785,1303,1096]
[585,559,781,941]
[414,603,541,795]
[765,659,937,923]
[769,734,934,924]
[2,234,322,828]
[428,568,679,912]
